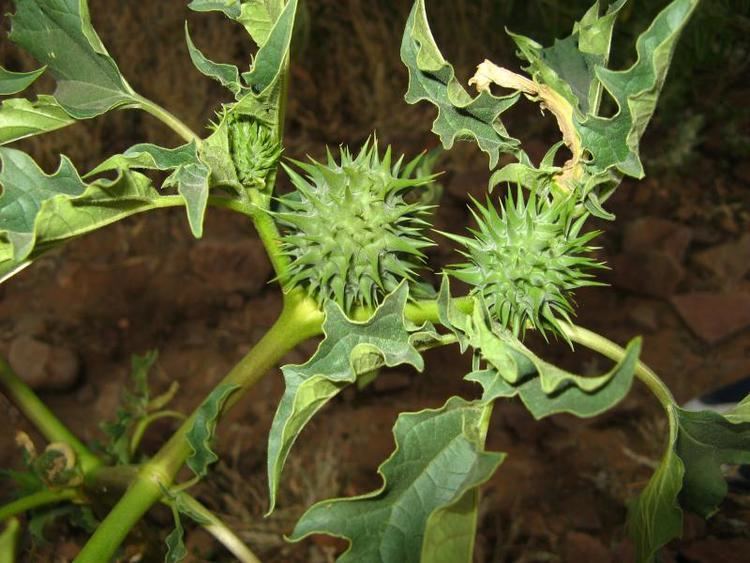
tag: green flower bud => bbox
[277,139,435,311]
[228,117,282,189]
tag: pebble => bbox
[8,336,79,391]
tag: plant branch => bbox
[560,323,676,410]
[0,489,79,522]
[133,95,201,145]
[73,291,323,563]
[168,492,261,563]
[0,359,101,474]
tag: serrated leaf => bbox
[186,383,240,478]
[165,507,187,563]
[185,25,244,98]
[9,0,139,119]
[289,396,504,562]
[0,65,46,96]
[267,283,424,512]
[628,403,750,562]
[401,0,520,168]
[0,147,86,261]
[576,0,700,178]
[0,96,75,145]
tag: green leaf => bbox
[185,25,244,98]
[88,141,210,239]
[289,397,505,562]
[576,0,700,178]
[188,0,242,19]
[628,403,750,562]
[400,0,520,168]
[166,162,211,239]
[0,65,46,96]
[237,0,284,47]
[9,0,139,119]
[100,351,159,464]
[165,507,188,563]
[0,96,75,146]
[267,283,424,512]
[87,142,199,176]
[0,156,169,285]
[241,0,298,94]
[676,407,750,517]
[185,383,240,478]
[0,147,86,261]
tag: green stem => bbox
[0,489,78,522]
[74,292,323,563]
[249,190,293,283]
[169,493,261,563]
[0,517,20,563]
[561,323,676,410]
[0,359,101,474]
[133,96,201,145]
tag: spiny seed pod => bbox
[277,139,435,311]
[228,117,282,188]
[445,190,603,338]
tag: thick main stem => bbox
[74,293,322,563]
[0,359,101,474]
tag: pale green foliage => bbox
[289,397,504,562]
[8,0,138,119]
[0,96,75,146]
[0,65,45,96]
[277,141,434,310]
[266,284,433,512]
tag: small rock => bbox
[627,300,660,331]
[608,251,684,298]
[623,217,693,263]
[672,291,750,344]
[563,531,612,563]
[8,336,79,391]
[189,238,272,294]
[692,233,750,287]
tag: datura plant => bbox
[0,1,747,562]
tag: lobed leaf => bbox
[576,0,700,178]
[185,383,240,479]
[0,96,76,146]
[266,283,424,512]
[237,0,284,47]
[289,396,504,562]
[88,141,211,238]
[188,0,242,20]
[400,0,521,169]
[628,400,750,562]
[9,0,139,119]
[0,147,86,261]
[185,25,245,99]
[0,65,46,96]
[0,151,169,285]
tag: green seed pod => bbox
[445,190,603,338]
[277,139,435,311]
[228,117,282,189]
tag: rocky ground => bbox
[1,1,749,561]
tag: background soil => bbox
[1,1,749,561]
